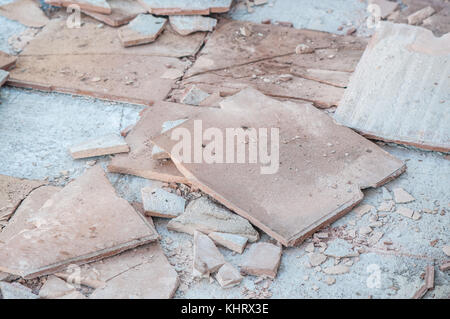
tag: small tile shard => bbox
[324,239,357,258]
[240,242,282,279]
[215,263,243,288]
[408,6,435,25]
[354,204,374,218]
[180,85,211,106]
[152,118,188,160]
[118,14,167,48]
[0,0,49,28]
[0,282,38,299]
[308,253,327,267]
[396,207,421,220]
[193,231,225,278]
[168,196,259,242]
[69,134,129,159]
[39,276,76,299]
[325,276,336,285]
[45,0,112,14]
[0,51,17,70]
[393,188,415,204]
[169,15,217,35]
[0,166,158,279]
[323,265,350,275]
[141,187,186,218]
[368,0,399,19]
[208,232,248,254]
[378,200,395,212]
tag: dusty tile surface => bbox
[0,0,49,28]
[69,134,129,159]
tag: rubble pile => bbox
[0,0,448,299]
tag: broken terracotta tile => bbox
[8,19,205,106]
[180,85,211,106]
[408,6,436,25]
[0,166,158,279]
[440,260,450,272]
[81,0,146,27]
[167,196,259,242]
[89,243,179,299]
[160,68,184,80]
[193,230,225,278]
[169,15,217,35]
[0,50,17,71]
[393,188,415,204]
[335,22,450,152]
[69,134,129,159]
[138,0,233,15]
[118,14,167,48]
[108,101,208,183]
[0,174,45,222]
[152,88,405,246]
[0,69,9,87]
[141,187,186,218]
[368,0,399,19]
[323,265,350,275]
[208,231,248,254]
[45,0,112,14]
[0,0,49,28]
[0,282,39,299]
[215,263,243,288]
[240,242,282,279]
[39,275,77,299]
[173,20,366,108]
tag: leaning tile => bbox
[118,14,167,48]
[240,242,282,279]
[193,231,225,278]
[141,187,186,218]
[169,15,217,35]
[208,232,248,254]
[215,263,242,288]
[0,166,158,279]
[152,118,188,160]
[69,134,129,159]
[168,197,259,242]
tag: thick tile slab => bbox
[108,101,208,183]
[0,166,158,279]
[152,88,406,246]
[7,19,205,106]
[88,243,179,299]
[168,197,259,242]
[335,22,450,152]
[81,0,146,27]
[45,0,112,14]
[69,134,129,159]
[171,20,367,108]
[0,0,49,28]
[118,14,167,47]
[138,0,232,15]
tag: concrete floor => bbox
[0,0,448,299]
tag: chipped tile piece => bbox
[168,196,259,242]
[141,187,186,218]
[169,15,217,35]
[69,134,129,159]
[325,276,336,285]
[81,0,146,27]
[215,263,243,288]
[89,243,179,299]
[0,51,17,71]
[393,188,415,204]
[118,14,167,47]
[152,119,188,160]
[335,22,450,152]
[323,265,350,275]
[0,69,9,87]
[193,231,225,278]
[324,238,357,258]
[443,246,450,257]
[208,232,248,254]
[359,226,373,235]
[39,276,76,299]
[45,0,111,14]
[138,0,233,15]
[240,242,282,279]
[59,290,87,299]
[408,6,435,25]
[368,231,384,246]
[0,282,38,299]
[354,204,374,218]
[0,0,49,28]
[181,85,210,106]
[153,88,405,246]
[0,166,158,279]
[308,253,327,267]
[378,200,395,212]
[305,242,315,253]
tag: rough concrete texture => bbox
[169,15,217,35]
[39,275,77,299]
[152,118,187,159]
[139,0,233,15]
[141,187,186,218]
